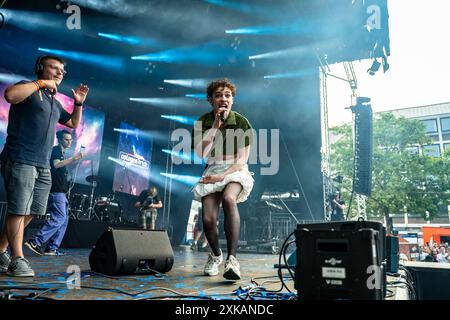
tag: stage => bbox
[0,246,295,300]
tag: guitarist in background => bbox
[330,191,346,221]
[134,186,163,230]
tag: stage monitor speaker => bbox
[386,235,399,273]
[89,228,174,275]
[297,220,386,262]
[295,226,384,300]
[404,261,450,300]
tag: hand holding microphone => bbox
[74,146,86,161]
[42,80,58,95]
[213,107,228,128]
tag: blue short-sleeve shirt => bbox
[0,80,71,168]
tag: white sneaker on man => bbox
[223,255,241,280]
[203,251,223,276]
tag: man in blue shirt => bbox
[0,55,89,277]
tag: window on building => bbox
[422,144,441,157]
[421,119,438,134]
[405,146,419,155]
[444,143,450,152]
[441,117,450,131]
[441,117,450,141]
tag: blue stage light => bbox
[132,49,217,64]
[185,93,207,99]
[249,46,308,60]
[97,32,163,47]
[161,115,197,126]
[162,149,204,164]
[129,97,198,108]
[98,32,141,45]
[264,68,317,79]
[107,156,149,179]
[131,41,244,65]
[1,9,64,32]
[226,22,301,35]
[160,172,201,187]
[163,79,210,90]
[38,47,124,71]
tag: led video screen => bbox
[112,121,153,196]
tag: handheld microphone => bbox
[220,111,226,122]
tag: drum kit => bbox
[68,175,122,223]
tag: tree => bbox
[330,112,449,232]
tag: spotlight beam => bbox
[163,79,210,90]
[249,46,308,60]
[226,22,301,35]
[161,115,197,126]
[129,97,197,108]
[38,47,124,70]
[160,172,201,187]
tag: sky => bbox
[326,0,450,127]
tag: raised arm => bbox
[4,80,57,104]
[64,84,89,129]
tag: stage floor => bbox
[0,246,295,300]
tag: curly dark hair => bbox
[206,79,236,100]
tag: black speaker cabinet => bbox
[405,261,450,300]
[295,227,383,300]
[386,235,399,273]
[89,228,174,275]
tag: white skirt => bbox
[192,164,254,203]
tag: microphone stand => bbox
[87,160,98,220]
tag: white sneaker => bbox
[223,255,241,280]
[203,251,223,276]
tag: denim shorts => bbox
[1,160,52,216]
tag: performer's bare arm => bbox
[194,127,219,159]
[64,84,89,129]
[53,152,85,169]
[333,200,346,210]
[149,201,163,209]
[4,81,88,129]
[4,80,58,104]
[194,106,227,159]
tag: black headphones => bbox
[35,55,45,76]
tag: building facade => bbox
[385,102,450,157]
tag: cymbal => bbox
[86,175,100,183]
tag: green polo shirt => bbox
[192,110,254,157]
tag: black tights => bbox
[201,182,242,259]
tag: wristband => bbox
[33,81,40,91]
[36,80,45,89]
[74,102,83,107]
